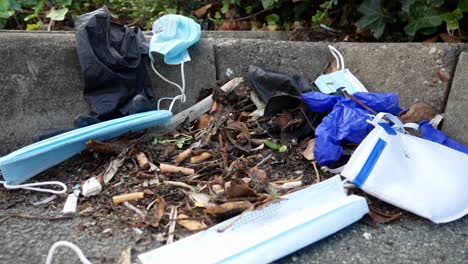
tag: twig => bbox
[312,161,321,183]
[217,204,255,232]
[229,4,279,22]
[273,176,303,184]
[167,206,177,244]
[122,202,146,218]
[0,213,74,221]
[163,181,196,192]
[225,129,251,153]
[254,154,273,168]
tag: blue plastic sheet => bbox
[301,92,403,165]
[419,121,468,154]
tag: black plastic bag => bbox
[74,7,155,121]
[247,65,323,141]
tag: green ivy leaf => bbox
[262,0,274,9]
[440,8,463,34]
[0,0,13,19]
[404,6,442,37]
[266,13,279,25]
[355,0,396,39]
[26,21,42,30]
[459,0,468,12]
[221,0,230,14]
[58,0,72,7]
[8,0,21,11]
[46,7,68,21]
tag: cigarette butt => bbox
[112,192,145,204]
[175,148,192,164]
[136,152,150,170]
[190,152,212,164]
[160,163,195,175]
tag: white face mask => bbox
[341,113,468,223]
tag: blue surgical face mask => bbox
[315,46,368,94]
[0,110,172,193]
[138,175,369,264]
[149,14,201,65]
[149,15,201,112]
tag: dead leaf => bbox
[103,156,126,184]
[439,32,462,43]
[117,246,132,264]
[205,201,253,220]
[323,59,338,74]
[363,207,402,227]
[247,167,269,192]
[188,192,213,208]
[438,68,450,82]
[226,178,258,199]
[398,102,435,124]
[277,111,294,129]
[197,114,211,130]
[423,35,439,43]
[177,214,207,230]
[150,196,166,228]
[86,139,120,155]
[193,3,212,18]
[302,138,315,161]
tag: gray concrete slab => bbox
[0,33,216,154]
[1,187,466,264]
[442,52,468,145]
[214,39,465,111]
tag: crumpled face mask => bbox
[341,113,468,224]
[149,14,201,65]
[138,175,368,264]
[149,15,201,112]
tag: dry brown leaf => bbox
[205,201,253,220]
[247,167,269,192]
[150,196,166,228]
[277,111,294,129]
[226,178,258,199]
[197,114,211,130]
[398,102,435,124]
[188,191,213,207]
[323,59,338,74]
[423,35,439,43]
[86,139,120,155]
[439,32,462,43]
[193,3,212,18]
[303,138,315,161]
[177,214,207,230]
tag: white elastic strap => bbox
[328,45,345,70]
[321,164,346,174]
[1,181,67,195]
[403,123,420,130]
[151,61,186,112]
[368,112,406,133]
[46,241,92,264]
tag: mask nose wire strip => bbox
[151,60,186,112]
[46,241,92,264]
[0,180,67,195]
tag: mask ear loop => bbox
[0,180,67,195]
[150,60,186,112]
[46,241,92,264]
[328,45,345,70]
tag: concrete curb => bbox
[0,31,466,154]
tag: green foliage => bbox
[311,0,338,28]
[0,0,466,40]
[355,0,396,39]
[47,7,68,20]
[356,0,467,39]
